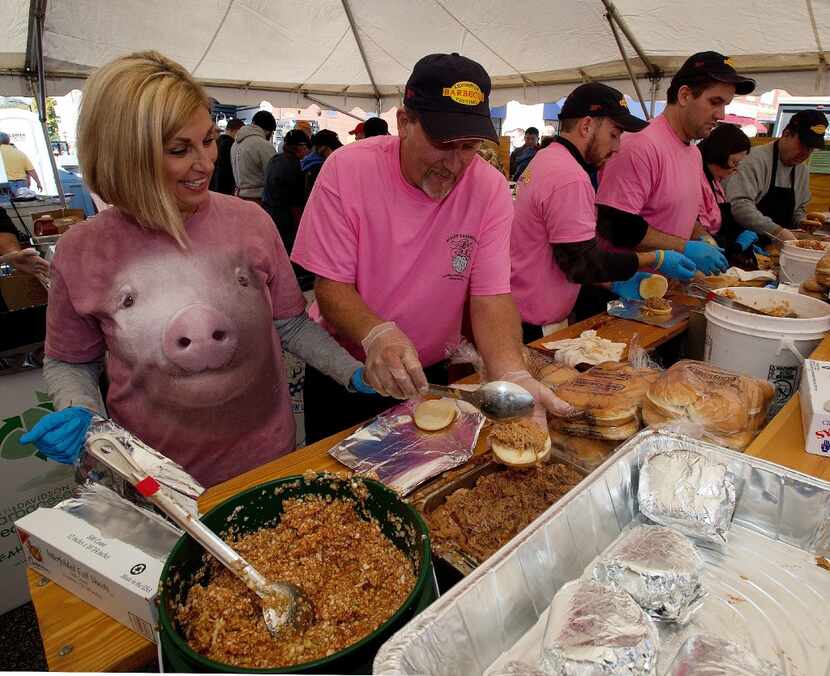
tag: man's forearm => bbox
[0,232,21,255]
[470,294,525,380]
[636,226,688,253]
[314,277,385,346]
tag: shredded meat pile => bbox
[490,419,548,453]
[642,297,672,314]
[797,240,827,250]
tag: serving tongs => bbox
[86,431,315,639]
[686,281,797,319]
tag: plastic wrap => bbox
[328,398,484,495]
[547,429,619,471]
[540,579,659,675]
[666,634,784,676]
[540,330,626,367]
[587,525,705,623]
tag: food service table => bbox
[24,306,795,673]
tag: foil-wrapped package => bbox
[638,449,736,544]
[587,524,705,623]
[491,661,546,676]
[328,398,484,495]
[541,579,659,675]
[667,634,784,675]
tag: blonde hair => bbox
[77,51,210,246]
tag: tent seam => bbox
[191,0,236,76]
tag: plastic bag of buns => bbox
[642,360,774,450]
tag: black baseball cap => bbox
[559,82,648,132]
[225,118,244,131]
[283,129,310,147]
[671,51,756,95]
[404,53,498,143]
[363,116,390,137]
[786,109,828,149]
[311,129,342,150]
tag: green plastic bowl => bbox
[158,474,436,674]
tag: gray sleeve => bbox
[43,355,106,415]
[275,313,362,388]
[724,147,779,236]
[793,165,811,226]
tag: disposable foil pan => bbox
[374,429,830,676]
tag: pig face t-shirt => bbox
[46,193,306,488]
[291,135,513,366]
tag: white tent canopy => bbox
[2,0,830,109]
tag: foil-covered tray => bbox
[374,429,830,675]
[607,299,692,328]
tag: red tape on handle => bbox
[135,476,161,497]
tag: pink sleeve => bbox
[469,182,512,296]
[291,157,358,284]
[544,180,597,244]
[596,143,654,215]
[45,255,106,363]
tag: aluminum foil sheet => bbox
[638,449,737,544]
[541,579,658,675]
[490,662,546,676]
[666,634,784,676]
[587,524,705,623]
[374,429,830,676]
[328,398,484,496]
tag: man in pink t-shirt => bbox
[293,53,572,442]
[596,52,756,276]
[511,82,700,341]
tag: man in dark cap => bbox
[725,109,829,239]
[211,117,244,194]
[231,110,277,202]
[293,53,572,441]
[263,129,311,257]
[363,117,390,137]
[301,129,343,197]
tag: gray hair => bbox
[0,133,10,145]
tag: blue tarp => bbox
[543,102,561,120]
[490,105,506,119]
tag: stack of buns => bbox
[641,360,774,450]
[548,428,620,471]
[799,253,830,302]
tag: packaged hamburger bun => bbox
[551,416,641,441]
[548,428,620,469]
[538,362,581,388]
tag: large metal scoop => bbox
[425,380,535,421]
[86,432,314,638]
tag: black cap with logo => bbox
[785,109,829,150]
[559,82,648,132]
[404,53,498,143]
[283,129,311,147]
[671,51,756,96]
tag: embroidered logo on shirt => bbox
[442,82,484,106]
[444,234,478,281]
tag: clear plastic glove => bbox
[350,367,376,394]
[654,250,697,281]
[19,407,93,464]
[800,218,823,234]
[735,230,759,251]
[0,248,49,286]
[683,240,728,275]
[610,271,652,301]
[361,321,427,399]
[500,370,574,432]
[772,227,797,242]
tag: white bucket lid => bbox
[703,287,830,336]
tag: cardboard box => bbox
[800,359,830,457]
[0,273,47,311]
[16,507,162,642]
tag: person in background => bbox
[540,135,556,149]
[293,52,572,443]
[510,126,539,181]
[211,117,243,194]
[57,167,97,217]
[725,109,829,242]
[363,117,390,137]
[0,204,49,285]
[301,129,342,197]
[293,120,313,140]
[696,123,754,263]
[348,121,365,140]
[262,129,311,258]
[511,82,697,343]
[0,133,42,193]
[231,110,277,203]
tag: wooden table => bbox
[25,309,694,672]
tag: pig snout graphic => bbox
[162,304,239,372]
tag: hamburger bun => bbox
[800,286,827,302]
[803,276,824,293]
[703,274,740,290]
[555,362,653,423]
[639,274,668,299]
[489,419,551,467]
[491,436,551,468]
[641,297,672,316]
[548,429,618,467]
[413,398,457,431]
[538,362,580,388]
[551,416,641,441]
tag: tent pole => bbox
[604,10,650,120]
[340,0,382,108]
[303,94,364,122]
[600,0,659,79]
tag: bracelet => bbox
[654,250,665,270]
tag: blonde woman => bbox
[20,52,373,487]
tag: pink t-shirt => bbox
[46,193,306,488]
[510,142,596,325]
[292,135,513,366]
[698,168,724,234]
[597,114,703,241]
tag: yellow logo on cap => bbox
[619,98,627,108]
[442,81,484,106]
[724,57,734,66]
[811,124,828,135]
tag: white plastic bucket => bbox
[704,287,830,414]
[779,240,830,285]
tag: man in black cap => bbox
[301,129,343,198]
[511,82,699,342]
[293,52,572,442]
[363,117,390,137]
[725,109,829,239]
[509,126,540,181]
[595,52,756,279]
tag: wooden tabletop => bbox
[25,306,696,672]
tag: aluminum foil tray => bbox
[607,299,691,328]
[374,429,830,676]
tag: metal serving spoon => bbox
[86,432,314,638]
[425,380,535,421]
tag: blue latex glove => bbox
[610,271,653,301]
[683,240,728,275]
[654,250,697,281]
[350,367,377,395]
[752,244,765,254]
[735,230,759,251]
[19,407,93,464]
